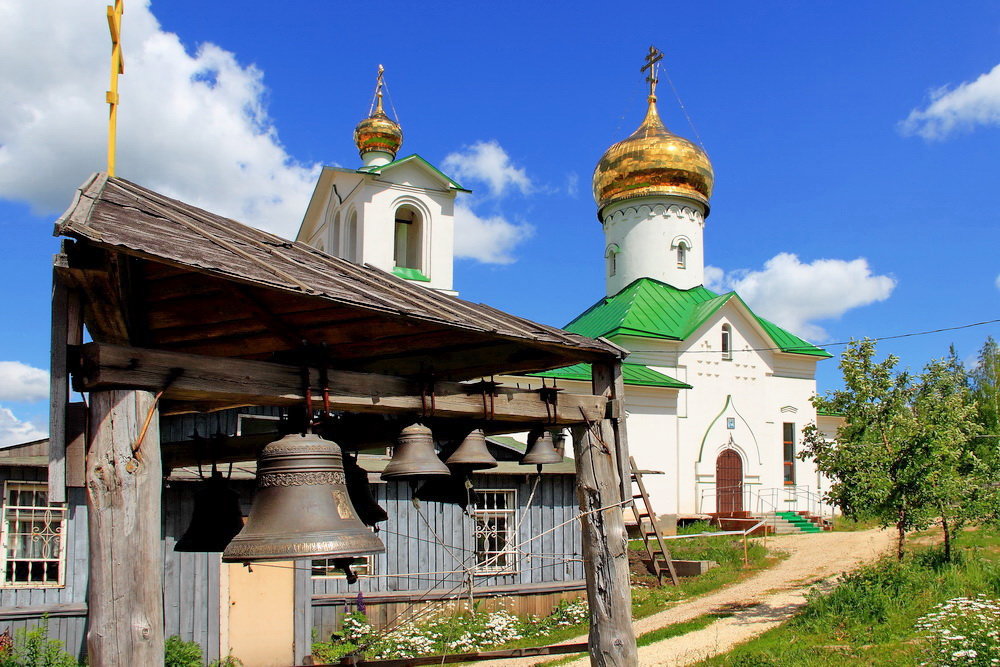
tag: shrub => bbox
[164,635,202,667]
[916,595,1000,665]
[0,619,79,667]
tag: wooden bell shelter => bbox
[48,173,638,666]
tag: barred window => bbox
[311,556,373,578]
[1,482,66,587]
[472,489,517,575]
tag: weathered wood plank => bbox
[87,389,165,665]
[49,260,70,502]
[65,402,87,488]
[572,360,637,666]
[73,343,607,424]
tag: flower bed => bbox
[312,598,588,662]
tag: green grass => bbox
[630,534,779,619]
[694,526,1000,665]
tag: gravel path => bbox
[478,527,894,667]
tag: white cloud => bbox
[707,253,896,341]
[442,141,532,197]
[453,204,534,265]
[0,407,46,448]
[0,361,49,402]
[900,63,1000,140]
[0,0,319,237]
[566,172,579,197]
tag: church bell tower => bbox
[296,66,469,294]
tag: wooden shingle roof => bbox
[55,174,622,380]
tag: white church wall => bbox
[601,196,706,293]
[604,304,825,517]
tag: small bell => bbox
[175,470,244,552]
[520,429,563,465]
[381,423,451,480]
[343,451,388,527]
[444,429,497,470]
[222,433,385,562]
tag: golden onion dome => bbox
[593,95,713,217]
[353,95,403,159]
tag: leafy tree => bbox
[968,336,1000,525]
[910,354,981,561]
[802,339,980,561]
[970,336,1000,466]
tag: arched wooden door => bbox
[716,449,744,514]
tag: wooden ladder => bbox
[629,456,679,586]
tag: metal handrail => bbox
[697,486,779,535]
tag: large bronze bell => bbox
[520,429,563,465]
[175,471,244,552]
[381,423,451,480]
[444,429,497,470]
[222,433,385,563]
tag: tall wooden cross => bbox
[106,0,124,177]
[641,45,663,98]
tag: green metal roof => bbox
[357,154,471,192]
[523,362,692,389]
[565,278,831,358]
[392,266,431,282]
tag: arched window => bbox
[605,244,620,278]
[394,205,423,270]
[331,212,342,257]
[344,211,359,262]
[721,324,732,361]
[676,241,688,269]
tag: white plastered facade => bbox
[603,196,706,293]
[297,159,459,294]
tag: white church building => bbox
[297,67,841,523]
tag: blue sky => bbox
[1,1,998,443]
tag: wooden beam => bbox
[58,246,132,345]
[87,389,164,664]
[572,359,637,666]
[598,362,633,505]
[73,342,607,424]
[48,254,83,502]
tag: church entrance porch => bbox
[715,449,743,514]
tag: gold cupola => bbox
[353,65,403,162]
[592,94,714,218]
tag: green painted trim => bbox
[523,362,691,389]
[357,154,471,192]
[392,266,431,282]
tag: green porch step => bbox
[776,511,822,533]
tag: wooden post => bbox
[49,254,82,502]
[571,359,637,666]
[87,389,165,665]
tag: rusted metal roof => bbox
[55,174,622,379]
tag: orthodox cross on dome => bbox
[369,64,386,116]
[641,45,663,99]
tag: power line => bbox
[666,317,1000,355]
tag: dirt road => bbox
[480,527,894,667]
